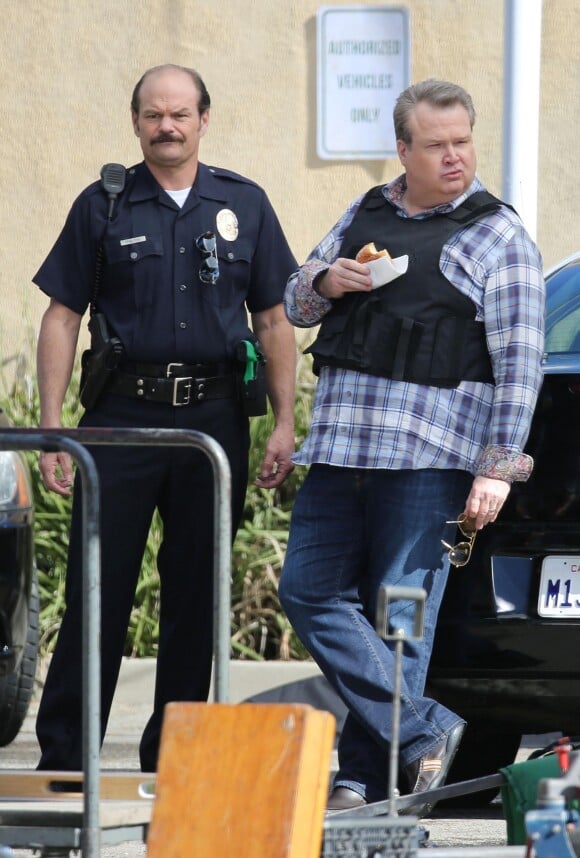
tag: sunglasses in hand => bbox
[441,514,477,567]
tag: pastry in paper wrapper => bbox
[367,254,409,289]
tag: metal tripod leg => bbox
[376,585,426,816]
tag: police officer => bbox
[34,64,297,772]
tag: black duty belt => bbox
[120,361,234,378]
[108,365,237,406]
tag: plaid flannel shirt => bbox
[285,176,545,479]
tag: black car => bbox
[427,252,580,801]
[0,407,38,746]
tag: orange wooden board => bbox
[147,702,335,858]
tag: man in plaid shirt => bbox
[279,79,545,814]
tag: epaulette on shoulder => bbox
[207,165,260,189]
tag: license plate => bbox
[538,556,580,617]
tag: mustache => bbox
[151,133,183,144]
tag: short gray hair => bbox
[394,79,476,144]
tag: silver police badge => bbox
[216,208,239,241]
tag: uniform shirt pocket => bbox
[201,238,253,308]
[103,233,164,307]
[105,233,164,265]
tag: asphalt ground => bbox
[0,659,556,856]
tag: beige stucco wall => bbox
[1,0,578,394]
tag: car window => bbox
[545,263,580,354]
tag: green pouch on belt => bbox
[235,339,267,416]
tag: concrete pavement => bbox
[1,657,329,767]
[0,658,547,856]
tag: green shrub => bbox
[1,356,316,661]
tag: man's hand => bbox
[463,475,511,530]
[254,424,295,489]
[316,258,373,299]
[39,451,74,496]
[251,303,296,490]
[36,299,81,497]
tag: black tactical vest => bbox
[306,188,509,387]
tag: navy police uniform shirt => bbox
[34,162,297,364]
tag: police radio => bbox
[100,163,127,220]
[79,164,127,410]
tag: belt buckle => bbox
[166,364,192,406]
[172,376,192,406]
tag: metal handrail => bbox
[0,427,232,858]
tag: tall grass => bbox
[2,355,316,661]
[232,371,314,660]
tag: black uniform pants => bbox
[36,391,250,772]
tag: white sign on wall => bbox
[317,5,411,160]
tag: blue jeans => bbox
[279,464,471,802]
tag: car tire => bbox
[437,721,521,807]
[0,567,39,747]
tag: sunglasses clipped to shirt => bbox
[196,231,220,285]
[441,514,477,567]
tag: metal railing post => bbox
[0,426,231,858]
[0,430,101,857]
